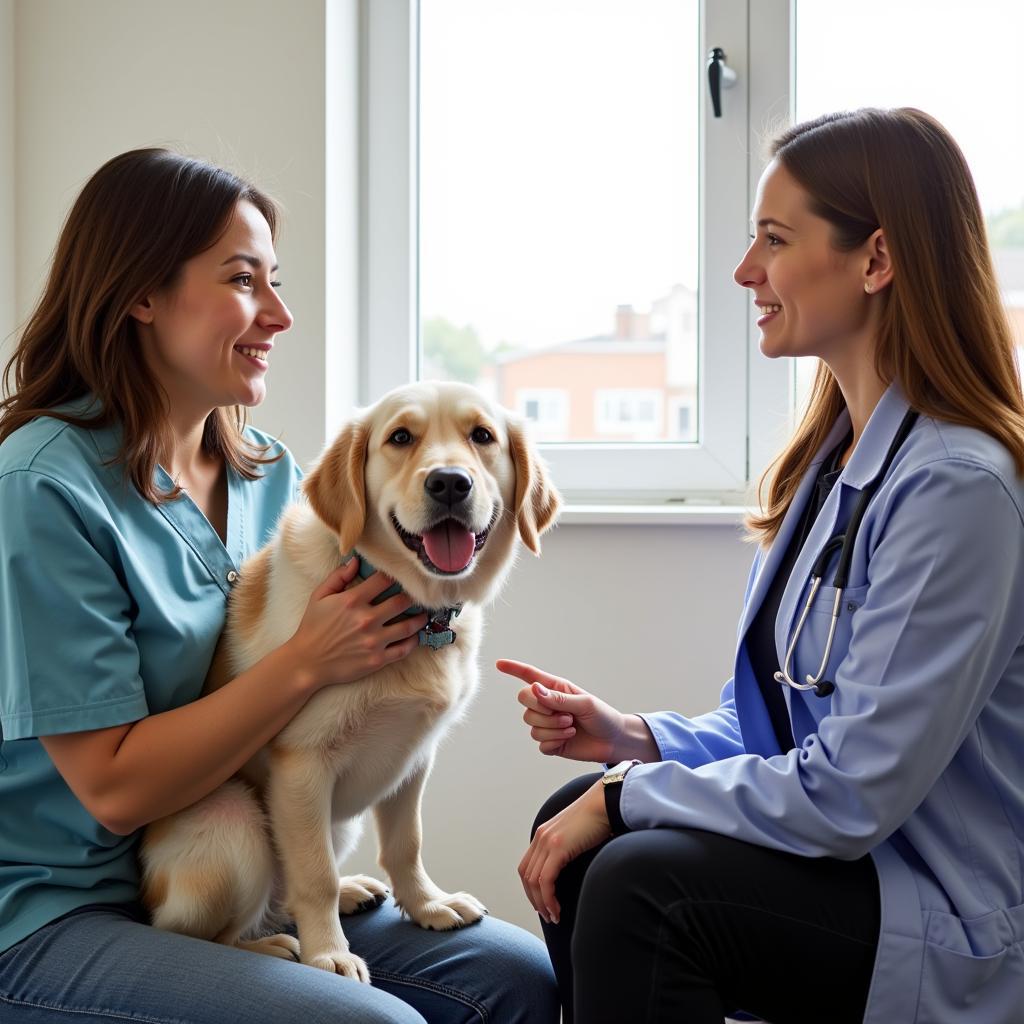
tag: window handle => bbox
[707,47,737,118]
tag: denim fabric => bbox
[0,899,558,1023]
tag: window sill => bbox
[558,502,752,527]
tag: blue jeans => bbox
[0,899,559,1023]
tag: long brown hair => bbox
[747,108,1024,547]
[0,148,283,502]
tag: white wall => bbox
[415,520,752,936]
[11,0,359,462]
[5,0,755,940]
[0,0,14,363]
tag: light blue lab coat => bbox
[622,382,1024,1022]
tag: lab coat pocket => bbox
[788,582,869,687]
[917,941,1011,1021]
[916,908,1019,1021]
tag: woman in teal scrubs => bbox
[0,148,558,1023]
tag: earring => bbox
[864,282,874,293]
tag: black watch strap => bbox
[604,777,630,837]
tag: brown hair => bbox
[0,147,283,501]
[746,108,1024,547]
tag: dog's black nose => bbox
[425,467,473,507]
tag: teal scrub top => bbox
[0,401,302,954]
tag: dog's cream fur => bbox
[139,381,560,980]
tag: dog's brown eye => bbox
[388,428,413,446]
[470,426,494,445]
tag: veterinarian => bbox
[500,107,1024,1024]
[0,149,559,1023]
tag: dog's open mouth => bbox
[391,512,495,575]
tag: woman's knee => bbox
[473,920,560,1023]
[531,772,602,837]
[587,826,746,887]
[572,828,731,935]
[274,982,426,1024]
[370,917,559,1024]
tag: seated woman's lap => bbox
[340,896,557,1022]
[535,773,879,1024]
[0,899,558,1024]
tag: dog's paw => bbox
[338,874,390,915]
[236,933,301,961]
[398,891,488,930]
[305,947,371,983]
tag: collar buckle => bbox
[352,551,462,650]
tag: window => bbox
[363,0,777,500]
[420,0,699,455]
[362,1,1019,502]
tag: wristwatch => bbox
[602,759,642,837]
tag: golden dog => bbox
[139,381,560,980]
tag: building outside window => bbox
[514,388,570,439]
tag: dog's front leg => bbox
[267,746,369,981]
[374,753,487,930]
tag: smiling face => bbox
[733,159,877,368]
[362,383,516,588]
[132,199,293,417]
[303,381,561,609]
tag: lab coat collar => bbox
[731,384,915,753]
[771,381,917,734]
[736,407,852,644]
[731,405,852,757]
[837,381,912,490]
[742,378,912,639]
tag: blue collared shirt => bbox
[627,383,1024,1023]
[0,403,301,954]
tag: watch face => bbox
[604,759,640,785]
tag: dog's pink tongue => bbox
[422,520,476,573]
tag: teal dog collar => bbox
[353,553,462,650]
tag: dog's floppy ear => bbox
[303,419,369,555]
[506,418,561,555]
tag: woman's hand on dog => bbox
[286,561,429,690]
[496,659,659,764]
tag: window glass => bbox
[419,0,700,444]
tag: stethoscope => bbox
[774,408,919,698]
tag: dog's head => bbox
[303,381,560,607]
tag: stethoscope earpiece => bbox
[813,680,835,698]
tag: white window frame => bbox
[360,0,794,503]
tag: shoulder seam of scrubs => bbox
[2,415,76,470]
[0,468,89,525]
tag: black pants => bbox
[534,774,881,1024]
